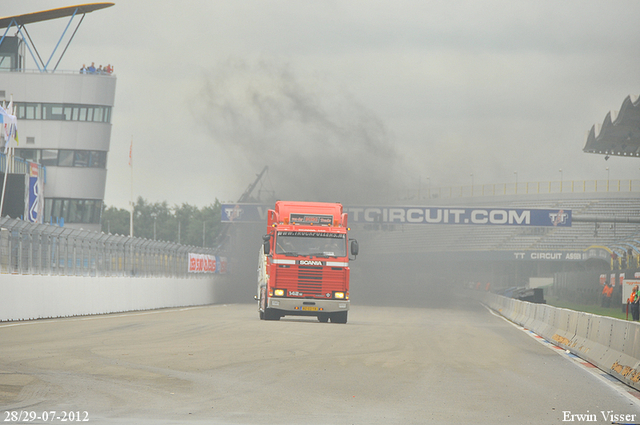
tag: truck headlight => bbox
[274,289,285,297]
[334,292,345,299]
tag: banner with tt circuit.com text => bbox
[221,204,571,227]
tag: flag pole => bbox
[129,136,134,237]
[0,144,8,218]
[128,136,134,275]
[0,136,14,218]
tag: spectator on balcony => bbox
[79,64,87,74]
[87,62,96,73]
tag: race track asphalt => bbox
[1,295,639,424]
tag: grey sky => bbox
[4,1,640,208]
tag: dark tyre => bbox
[330,311,348,324]
[264,308,280,321]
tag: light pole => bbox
[470,173,474,196]
[514,171,518,194]
[426,176,431,199]
[203,221,206,247]
[151,212,157,240]
[559,169,563,191]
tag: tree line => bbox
[101,197,222,247]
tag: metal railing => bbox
[0,216,217,277]
[1,68,116,76]
[0,152,46,179]
[413,179,640,200]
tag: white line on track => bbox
[0,305,209,328]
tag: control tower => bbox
[0,3,116,232]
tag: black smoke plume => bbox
[191,58,414,204]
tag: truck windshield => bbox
[275,231,346,257]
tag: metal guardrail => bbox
[0,216,217,277]
[481,291,640,391]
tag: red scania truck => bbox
[256,201,358,323]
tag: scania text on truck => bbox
[256,201,358,323]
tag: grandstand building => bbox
[353,184,640,306]
[0,3,115,232]
[352,92,640,307]
[584,94,640,159]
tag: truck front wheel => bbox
[264,308,280,321]
[330,311,348,324]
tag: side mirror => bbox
[262,235,271,255]
[350,239,359,257]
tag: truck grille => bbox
[298,265,323,294]
[276,265,346,297]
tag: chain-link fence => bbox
[0,216,218,277]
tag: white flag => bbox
[0,104,18,154]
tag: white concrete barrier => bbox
[482,292,640,391]
[0,274,216,322]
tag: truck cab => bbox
[257,201,358,323]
